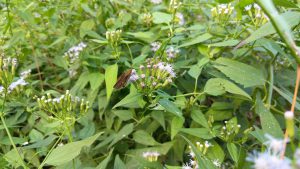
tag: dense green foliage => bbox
[0,0,300,168]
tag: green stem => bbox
[0,93,28,168]
[266,64,274,108]
[256,0,300,65]
[38,132,65,169]
[173,92,204,98]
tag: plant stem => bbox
[38,132,65,169]
[0,93,28,168]
[280,66,300,159]
[256,0,300,65]
[266,64,274,108]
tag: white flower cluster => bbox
[183,141,215,169]
[63,42,87,64]
[150,0,162,4]
[128,69,139,83]
[0,58,30,94]
[247,135,291,169]
[166,46,180,60]
[20,69,31,79]
[156,62,176,78]
[244,3,269,26]
[150,41,161,52]
[211,3,234,15]
[142,151,160,162]
[176,13,185,25]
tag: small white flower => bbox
[204,141,212,148]
[264,134,285,155]
[182,163,193,169]
[128,69,139,82]
[20,69,31,79]
[166,46,180,59]
[151,42,161,52]
[189,151,195,158]
[212,159,221,167]
[245,5,252,11]
[150,0,162,4]
[254,3,261,10]
[176,13,185,25]
[8,78,28,92]
[22,141,29,146]
[284,111,294,119]
[58,143,64,147]
[0,86,4,93]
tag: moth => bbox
[114,69,132,89]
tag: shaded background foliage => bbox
[0,0,299,168]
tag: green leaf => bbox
[133,130,160,146]
[255,93,283,138]
[180,128,214,139]
[127,31,157,43]
[45,132,102,166]
[114,155,126,169]
[159,99,182,117]
[151,111,166,130]
[80,19,95,38]
[213,58,265,87]
[89,72,104,90]
[191,109,209,128]
[204,78,251,99]
[105,64,118,101]
[113,93,146,109]
[227,143,238,163]
[109,123,134,147]
[209,40,239,47]
[24,135,57,149]
[152,12,172,24]
[179,33,212,47]
[113,110,134,121]
[171,116,184,140]
[96,149,113,169]
[237,11,300,46]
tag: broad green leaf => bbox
[96,149,113,169]
[133,130,160,146]
[24,135,57,149]
[204,78,251,100]
[207,141,225,162]
[159,99,183,117]
[4,148,25,168]
[88,72,104,90]
[255,94,283,138]
[152,12,172,24]
[227,143,238,163]
[127,31,157,43]
[179,33,212,47]
[171,116,184,139]
[191,109,209,128]
[237,11,300,46]
[113,110,134,121]
[45,132,102,166]
[180,128,214,139]
[109,123,134,147]
[273,85,300,110]
[114,155,126,169]
[213,58,265,87]
[80,19,95,38]
[113,93,146,109]
[105,64,118,101]
[151,111,166,130]
[209,40,239,47]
